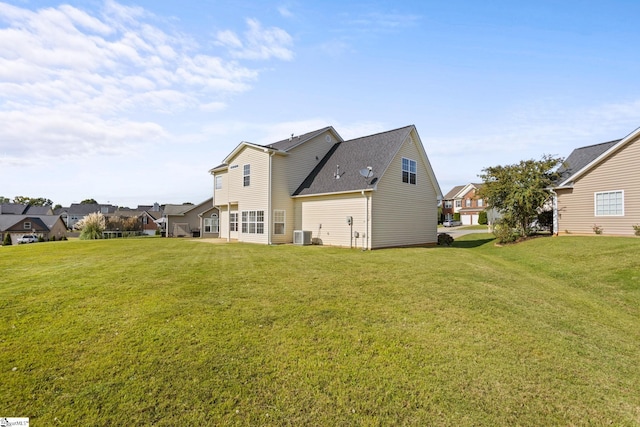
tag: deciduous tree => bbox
[478,154,563,239]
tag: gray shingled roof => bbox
[293,125,414,196]
[67,203,118,215]
[0,215,62,232]
[557,139,619,184]
[0,204,28,214]
[265,126,335,152]
[443,185,465,200]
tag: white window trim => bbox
[204,213,219,233]
[215,175,223,190]
[273,210,285,235]
[229,212,238,232]
[243,164,250,187]
[401,157,417,185]
[594,190,624,216]
[241,210,264,234]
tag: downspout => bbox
[227,202,231,242]
[268,151,275,245]
[549,188,558,236]
[361,190,369,250]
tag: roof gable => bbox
[556,126,640,187]
[211,127,344,173]
[293,125,442,198]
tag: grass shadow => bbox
[452,233,496,248]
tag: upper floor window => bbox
[243,164,250,187]
[477,199,484,207]
[444,200,452,209]
[465,199,472,207]
[215,175,223,190]
[402,158,416,184]
[455,200,462,208]
[595,190,623,216]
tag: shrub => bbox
[537,210,553,231]
[493,221,517,244]
[3,233,12,246]
[453,212,461,221]
[633,225,640,236]
[478,211,488,225]
[75,212,106,240]
[437,233,454,246]
[593,224,603,235]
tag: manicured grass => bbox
[1,235,639,425]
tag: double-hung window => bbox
[241,210,264,234]
[444,200,452,209]
[230,212,238,232]
[243,164,250,187]
[273,210,285,235]
[204,213,219,233]
[465,199,472,207]
[595,191,623,216]
[215,175,223,190]
[402,158,416,184]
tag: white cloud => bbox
[0,1,291,164]
[278,6,294,18]
[216,18,293,61]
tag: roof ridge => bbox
[573,139,621,150]
[343,124,413,143]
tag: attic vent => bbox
[325,135,332,143]
[289,133,294,141]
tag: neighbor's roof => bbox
[0,214,63,232]
[556,140,619,184]
[66,203,118,215]
[293,125,439,197]
[554,126,640,187]
[443,185,465,200]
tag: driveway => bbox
[439,226,492,238]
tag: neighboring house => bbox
[162,198,218,238]
[442,183,491,225]
[139,204,164,236]
[56,203,118,229]
[0,214,67,244]
[210,125,442,249]
[441,185,465,223]
[0,203,53,215]
[551,127,640,236]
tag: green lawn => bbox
[1,235,639,425]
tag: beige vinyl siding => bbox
[213,170,228,205]
[296,193,369,248]
[372,132,439,247]
[557,135,640,235]
[284,132,337,194]
[269,131,337,244]
[270,154,295,244]
[224,146,271,244]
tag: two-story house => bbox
[210,125,442,249]
[442,183,488,225]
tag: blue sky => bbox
[1,0,639,207]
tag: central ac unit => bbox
[293,230,312,245]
